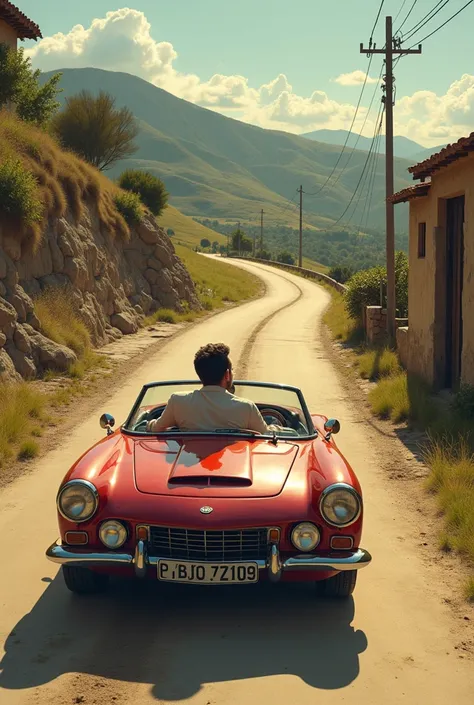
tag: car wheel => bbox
[62,565,109,595]
[317,570,357,598]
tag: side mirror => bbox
[100,413,115,436]
[324,418,340,441]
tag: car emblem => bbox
[200,506,213,514]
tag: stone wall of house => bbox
[0,201,199,382]
[0,19,17,50]
[365,306,387,345]
[396,327,410,369]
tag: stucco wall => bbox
[406,152,474,387]
[0,19,17,50]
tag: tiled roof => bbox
[0,0,41,40]
[409,133,474,180]
[388,182,431,205]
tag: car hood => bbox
[134,437,299,498]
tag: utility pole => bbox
[237,221,241,256]
[361,17,421,344]
[298,185,303,267]
[260,209,264,255]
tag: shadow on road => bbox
[0,574,368,699]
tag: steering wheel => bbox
[260,407,287,427]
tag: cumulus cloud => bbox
[333,70,379,86]
[25,8,474,144]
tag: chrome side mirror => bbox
[100,413,115,436]
[324,418,340,441]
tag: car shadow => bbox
[0,574,368,700]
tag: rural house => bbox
[391,134,474,390]
[0,0,41,49]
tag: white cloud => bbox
[25,8,474,145]
[334,70,378,86]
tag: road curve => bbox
[0,259,472,705]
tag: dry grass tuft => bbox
[0,111,130,251]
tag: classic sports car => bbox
[46,380,372,597]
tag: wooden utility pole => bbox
[237,221,241,256]
[361,17,421,344]
[260,209,264,254]
[298,185,303,267]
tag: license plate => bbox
[157,560,259,584]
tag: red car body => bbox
[46,381,371,597]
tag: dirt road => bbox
[0,260,472,705]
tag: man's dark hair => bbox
[194,343,231,385]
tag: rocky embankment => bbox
[0,202,199,382]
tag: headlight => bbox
[57,480,98,523]
[320,484,361,527]
[291,522,320,551]
[99,520,127,549]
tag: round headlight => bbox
[99,520,127,549]
[320,484,361,527]
[291,522,320,552]
[57,480,98,523]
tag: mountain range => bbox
[302,129,446,162]
[41,68,417,233]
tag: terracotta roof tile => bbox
[409,133,474,180]
[388,182,431,205]
[0,0,41,40]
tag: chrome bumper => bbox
[46,540,371,581]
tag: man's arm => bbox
[247,402,271,435]
[147,396,177,432]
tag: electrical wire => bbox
[395,0,418,33]
[370,1,385,44]
[394,0,408,24]
[329,105,385,229]
[360,120,383,233]
[406,0,474,47]
[401,0,451,41]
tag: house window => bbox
[418,223,426,258]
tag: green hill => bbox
[42,68,412,232]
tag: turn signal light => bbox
[268,528,280,544]
[331,536,354,550]
[137,526,149,541]
[65,531,88,545]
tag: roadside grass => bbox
[175,245,262,310]
[0,383,45,467]
[323,285,474,599]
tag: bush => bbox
[344,251,409,321]
[114,191,144,225]
[0,158,43,225]
[0,43,61,125]
[328,265,355,284]
[277,251,295,265]
[167,228,175,236]
[452,384,474,419]
[200,238,211,248]
[34,287,91,358]
[257,249,272,261]
[118,169,168,217]
[53,90,138,171]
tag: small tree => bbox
[257,249,272,261]
[200,238,211,249]
[328,265,355,284]
[231,229,252,253]
[52,90,138,170]
[277,251,295,265]
[211,241,219,253]
[118,169,168,216]
[0,43,61,125]
[167,228,175,236]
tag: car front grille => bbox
[148,526,269,561]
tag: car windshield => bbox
[123,381,315,438]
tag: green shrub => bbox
[0,158,43,225]
[113,191,144,225]
[277,251,295,265]
[118,169,168,216]
[18,439,40,460]
[345,251,409,321]
[452,384,474,419]
[328,265,354,284]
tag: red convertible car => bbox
[46,380,371,597]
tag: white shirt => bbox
[148,385,271,434]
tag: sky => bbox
[16,0,474,147]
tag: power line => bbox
[394,0,408,24]
[370,1,386,43]
[402,0,450,41]
[395,0,418,33]
[360,118,384,233]
[406,0,474,47]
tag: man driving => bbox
[147,342,274,434]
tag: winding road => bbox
[0,259,472,705]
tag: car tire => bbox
[62,566,109,595]
[317,570,357,598]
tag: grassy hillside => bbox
[159,205,226,249]
[42,68,412,231]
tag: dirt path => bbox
[0,260,472,705]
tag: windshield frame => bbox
[121,379,317,439]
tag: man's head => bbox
[194,343,233,389]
